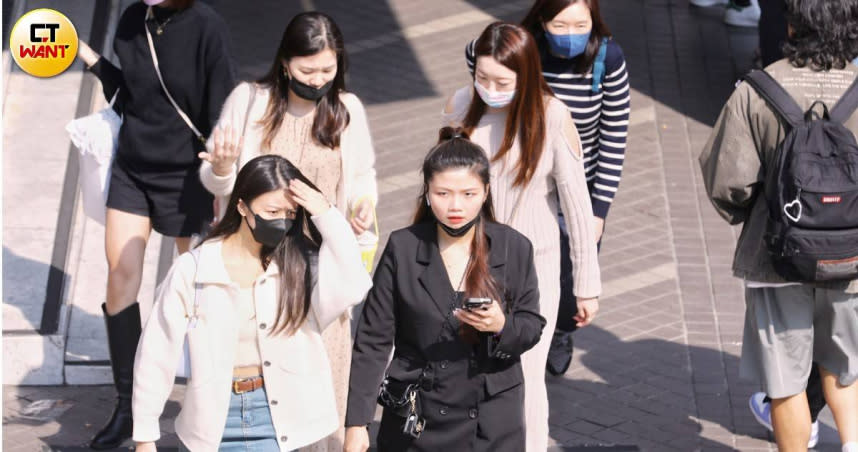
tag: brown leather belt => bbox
[232,366,264,394]
[232,376,264,394]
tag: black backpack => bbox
[743,69,858,282]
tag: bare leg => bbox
[104,208,151,315]
[174,237,192,254]
[771,392,811,452]
[820,365,858,445]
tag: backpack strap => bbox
[743,70,805,128]
[591,38,609,93]
[829,74,858,124]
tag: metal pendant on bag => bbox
[404,390,425,438]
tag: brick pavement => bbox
[2,0,846,450]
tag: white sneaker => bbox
[689,0,729,6]
[808,419,819,449]
[724,0,761,27]
[748,392,819,449]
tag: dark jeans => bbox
[759,0,788,66]
[763,364,827,422]
[555,225,603,333]
[556,228,585,333]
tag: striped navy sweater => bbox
[466,39,631,219]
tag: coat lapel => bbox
[414,221,511,316]
[416,225,457,318]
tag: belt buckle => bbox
[233,378,249,394]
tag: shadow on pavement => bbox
[209,0,438,106]
[551,325,843,451]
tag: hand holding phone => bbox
[454,298,504,333]
[463,297,492,310]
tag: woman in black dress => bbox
[76,0,236,448]
[344,127,546,452]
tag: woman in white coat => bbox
[199,14,377,449]
[132,154,372,451]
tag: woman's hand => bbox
[350,198,374,234]
[343,426,370,452]
[594,216,605,243]
[289,179,331,217]
[574,297,599,327]
[453,299,505,333]
[198,125,243,177]
[135,442,157,452]
[77,40,100,67]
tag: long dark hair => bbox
[205,155,323,336]
[464,22,551,188]
[414,127,503,341]
[257,12,350,150]
[783,0,858,71]
[521,0,612,74]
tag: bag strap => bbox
[829,74,858,124]
[144,6,206,144]
[108,88,120,108]
[186,247,202,324]
[590,38,609,93]
[743,70,805,128]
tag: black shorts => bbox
[106,157,213,237]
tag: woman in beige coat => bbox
[443,22,601,451]
[199,13,377,451]
[133,155,372,451]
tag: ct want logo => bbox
[9,9,79,78]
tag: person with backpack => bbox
[464,0,630,376]
[699,1,858,450]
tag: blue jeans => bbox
[179,386,283,452]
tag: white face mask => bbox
[474,80,515,108]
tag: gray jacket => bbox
[698,59,858,291]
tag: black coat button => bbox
[439,407,448,415]
[440,360,449,369]
[280,436,287,442]
[264,361,271,367]
[259,323,267,330]
[271,400,278,405]
[469,408,478,419]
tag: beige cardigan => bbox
[443,87,601,298]
[131,207,373,452]
[200,82,378,218]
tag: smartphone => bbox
[463,297,493,310]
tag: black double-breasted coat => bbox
[346,220,546,451]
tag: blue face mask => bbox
[545,30,591,58]
[853,57,858,66]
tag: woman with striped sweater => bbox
[466,0,630,375]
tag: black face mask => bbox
[245,207,293,248]
[437,215,480,237]
[289,76,334,101]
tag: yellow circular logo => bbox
[9,9,79,78]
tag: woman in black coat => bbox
[344,127,546,452]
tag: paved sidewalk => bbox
[1,0,847,451]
